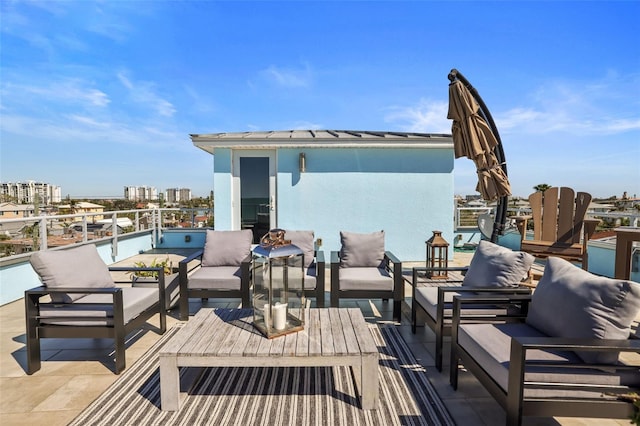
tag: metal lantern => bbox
[252,229,305,338]
[426,230,449,279]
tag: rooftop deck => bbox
[0,251,636,425]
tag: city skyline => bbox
[1,1,639,199]
[1,181,196,203]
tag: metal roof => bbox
[190,130,453,154]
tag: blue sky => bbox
[1,0,638,199]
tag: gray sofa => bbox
[330,231,403,321]
[179,230,253,320]
[450,256,640,425]
[25,244,166,374]
[412,240,534,371]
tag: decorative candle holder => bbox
[426,230,449,279]
[252,229,305,338]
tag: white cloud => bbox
[386,74,640,137]
[117,71,176,117]
[384,99,450,133]
[496,74,640,135]
[2,79,110,108]
[262,64,312,88]
[290,121,324,130]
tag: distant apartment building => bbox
[0,181,62,204]
[124,185,158,201]
[165,188,192,203]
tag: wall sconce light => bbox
[299,152,306,173]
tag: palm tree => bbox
[533,183,551,193]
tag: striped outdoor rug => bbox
[70,324,454,426]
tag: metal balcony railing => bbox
[0,208,213,261]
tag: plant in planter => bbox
[609,392,640,424]
[128,257,173,279]
[129,257,180,311]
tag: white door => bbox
[232,150,276,242]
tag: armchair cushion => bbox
[458,322,640,397]
[462,240,534,288]
[285,230,315,268]
[339,230,385,268]
[303,265,318,290]
[201,230,252,267]
[339,267,393,291]
[188,265,243,290]
[526,256,640,364]
[415,287,516,321]
[30,245,115,303]
[38,287,158,326]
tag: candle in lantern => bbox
[273,302,287,330]
[262,303,270,328]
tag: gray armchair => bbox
[179,230,253,320]
[285,230,325,307]
[412,240,534,371]
[330,231,402,321]
[450,257,640,426]
[25,244,166,374]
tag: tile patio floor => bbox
[0,254,634,425]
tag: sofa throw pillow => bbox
[339,230,385,268]
[202,230,253,267]
[30,244,115,303]
[285,230,315,268]
[526,256,640,364]
[462,240,534,288]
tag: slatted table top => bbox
[160,307,378,359]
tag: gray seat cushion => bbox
[39,287,158,326]
[30,245,115,303]
[458,322,640,399]
[201,230,252,267]
[303,265,318,290]
[339,267,392,291]
[526,257,640,364]
[415,287,516,322]
[462,240,534,288]
[415,287,459,319]
[188,266,243,290]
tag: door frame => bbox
[231,150,277,231]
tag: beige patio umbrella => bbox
[447,69,511,242]
[447,76,511,201]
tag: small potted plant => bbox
[129,257,180,310]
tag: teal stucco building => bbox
[191,130,454,262]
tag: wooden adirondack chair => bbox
[513,187,599,270]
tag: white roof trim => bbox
[191,130,453,154]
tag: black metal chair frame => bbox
[411,265,531,371]
[305,250,326,308]
[178,250,252,320]
[25,266,167,375]
[449,293,639,426]
[330,251,403,322]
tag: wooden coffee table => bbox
[159,307,379,411]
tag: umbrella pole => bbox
[448,69,509,243]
